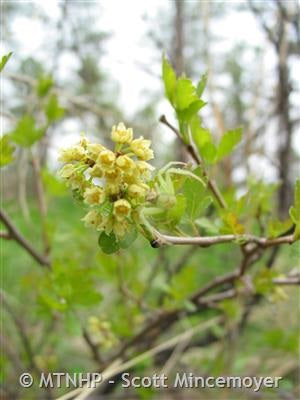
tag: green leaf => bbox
[167,194,186,226]
[119,228,138,249]
[0,135,15,167]
[98,232,120,254]
[216,128,243,161]
[179,99,206,122]
[45,94,65,122]
[201,142,217,164]
[253,268,277,295]
[10,115,44,147]
[36,74,53,97]
[267,218,292,238]
[195,217,219,235]
[196,72,208,97]
[0,52,12,72]
[162,56,176,104]
[218,299,242,322]
[174,77,198,111]
[190,116,217,163]
[182,173,210,219]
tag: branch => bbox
[0,209,50,267]
[82,328,103,366]
[154,232,295,248]
[159,115,227,209]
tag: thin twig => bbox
[0,209,50,267]
[154,232,295,248]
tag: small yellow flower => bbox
[59,145,86,162]
[136,161,154,180]
[111,122,133,144]
[130,137,154,161]
[128,183,149,198]
[116,155,135,173]
[87,143,106,161]
[83,186,105,205]
[88,164,103,178]
[58,164,75,179]
[106,181,121,195]
[113,199,131,220]
[104,168,121,182]
[82,210,102,228]
[97,150,116,170]
[113,220,129,237]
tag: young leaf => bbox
[216,128,243,161]
[98,232,120,254]
[182,176,210,220]
[36,74,53,97]
[220,212,245,235]
[201,142,217,164]
[10,115,44,147]
[179,99,206,122]
[196,72,208,97]
[162,56,176,104]
[0,52,12,72]
[190,116,217,163]
[45,94,65,122]
[174,77,198,111]
[167,193,186,226]
[0,135,15,167]
[267,219,293,238]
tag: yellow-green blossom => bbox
[82,210,102,228]
[59,164,75,179]
[111,122,133,144]
[97,149,116,170]
[59,145,86,163]
[116,155,135,173]
[130,137,154,161]
[58,122,156,242]
[113,199,131,221]
[87,143,106,161]
[84,186,105,205]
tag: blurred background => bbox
[1,1,299,399]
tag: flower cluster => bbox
[58,123,155,239]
